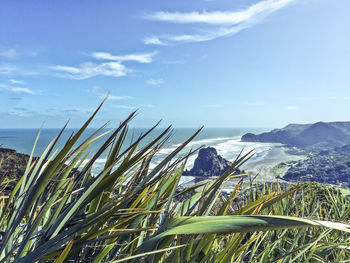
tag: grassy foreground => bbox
[1,100,350,262]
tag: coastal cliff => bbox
[241,121,350,187]
[242,121,350,150]
[0,147,30,180]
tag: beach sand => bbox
[240,145,307,181]
[181,145,307,190]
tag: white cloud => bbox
[112,104,155,110]
[0,84,34,94]
[112,105,137,110]
[0,64,37,75]
[91,87,133,101]
[146,78,164,85]
[143,37,167,46]
[286,106,298,110]
[61,107,94,115]
[50,62,128,80]
[147,0,294,25]
[51,51,157,79]
[0,49,18,59]
[0,65,19,75]
[8,79,26,85]
[90,51,157,63]
[108,95,133,100]
[167,24,249,43]
[144,0,295,44]
[9,87,34,94]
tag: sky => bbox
[1,0,350,129]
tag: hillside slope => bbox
[242,121,350,149]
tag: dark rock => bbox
[0,147,79,192]
[183,147,240,177]
[0,147,33,193]
[0,147,31,179]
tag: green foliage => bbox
[0,100,349,262]
[233,182,350,262]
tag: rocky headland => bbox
[242,121,350,186]
[0,147,32,191]
[241,121,350,150]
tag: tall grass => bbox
[0,100,349,262]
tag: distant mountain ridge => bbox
[241,121,350,149]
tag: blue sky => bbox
[1,0,350,128]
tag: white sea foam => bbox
[214,138,272,162]
[80,135,272,176]
[173,136,238,148]
[146,135,272,170]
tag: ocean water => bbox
[0,127,270,183]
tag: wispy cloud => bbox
[0,64,37,75]
[146,78,164,85]
[8,107,36,117]
[286,106,298,110]
[112,105,137,110]
[90,86,133,101]
[112,104,155,110]
[0,65,20,75]
[51,51,157,79]
[143,0,295,44]
[108,95,133,100]
[0,48,38,59]
[9,87,34,94]
[0,49,18,59]
[90,51,157,63]
[8,79,26,85]
[61,107,95,115]
[146,0,293,25]
[143,37,167,46]
[0,84,34,94]
[50,62,128,80]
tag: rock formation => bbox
[183,146,241,177]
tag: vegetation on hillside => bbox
[0,100,350,262]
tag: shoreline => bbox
[180,144,308,188]
[240,145,307,181]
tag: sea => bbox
[0,128,271,184]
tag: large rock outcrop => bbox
[183,147,240,177]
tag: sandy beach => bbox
[240,145,307,181]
